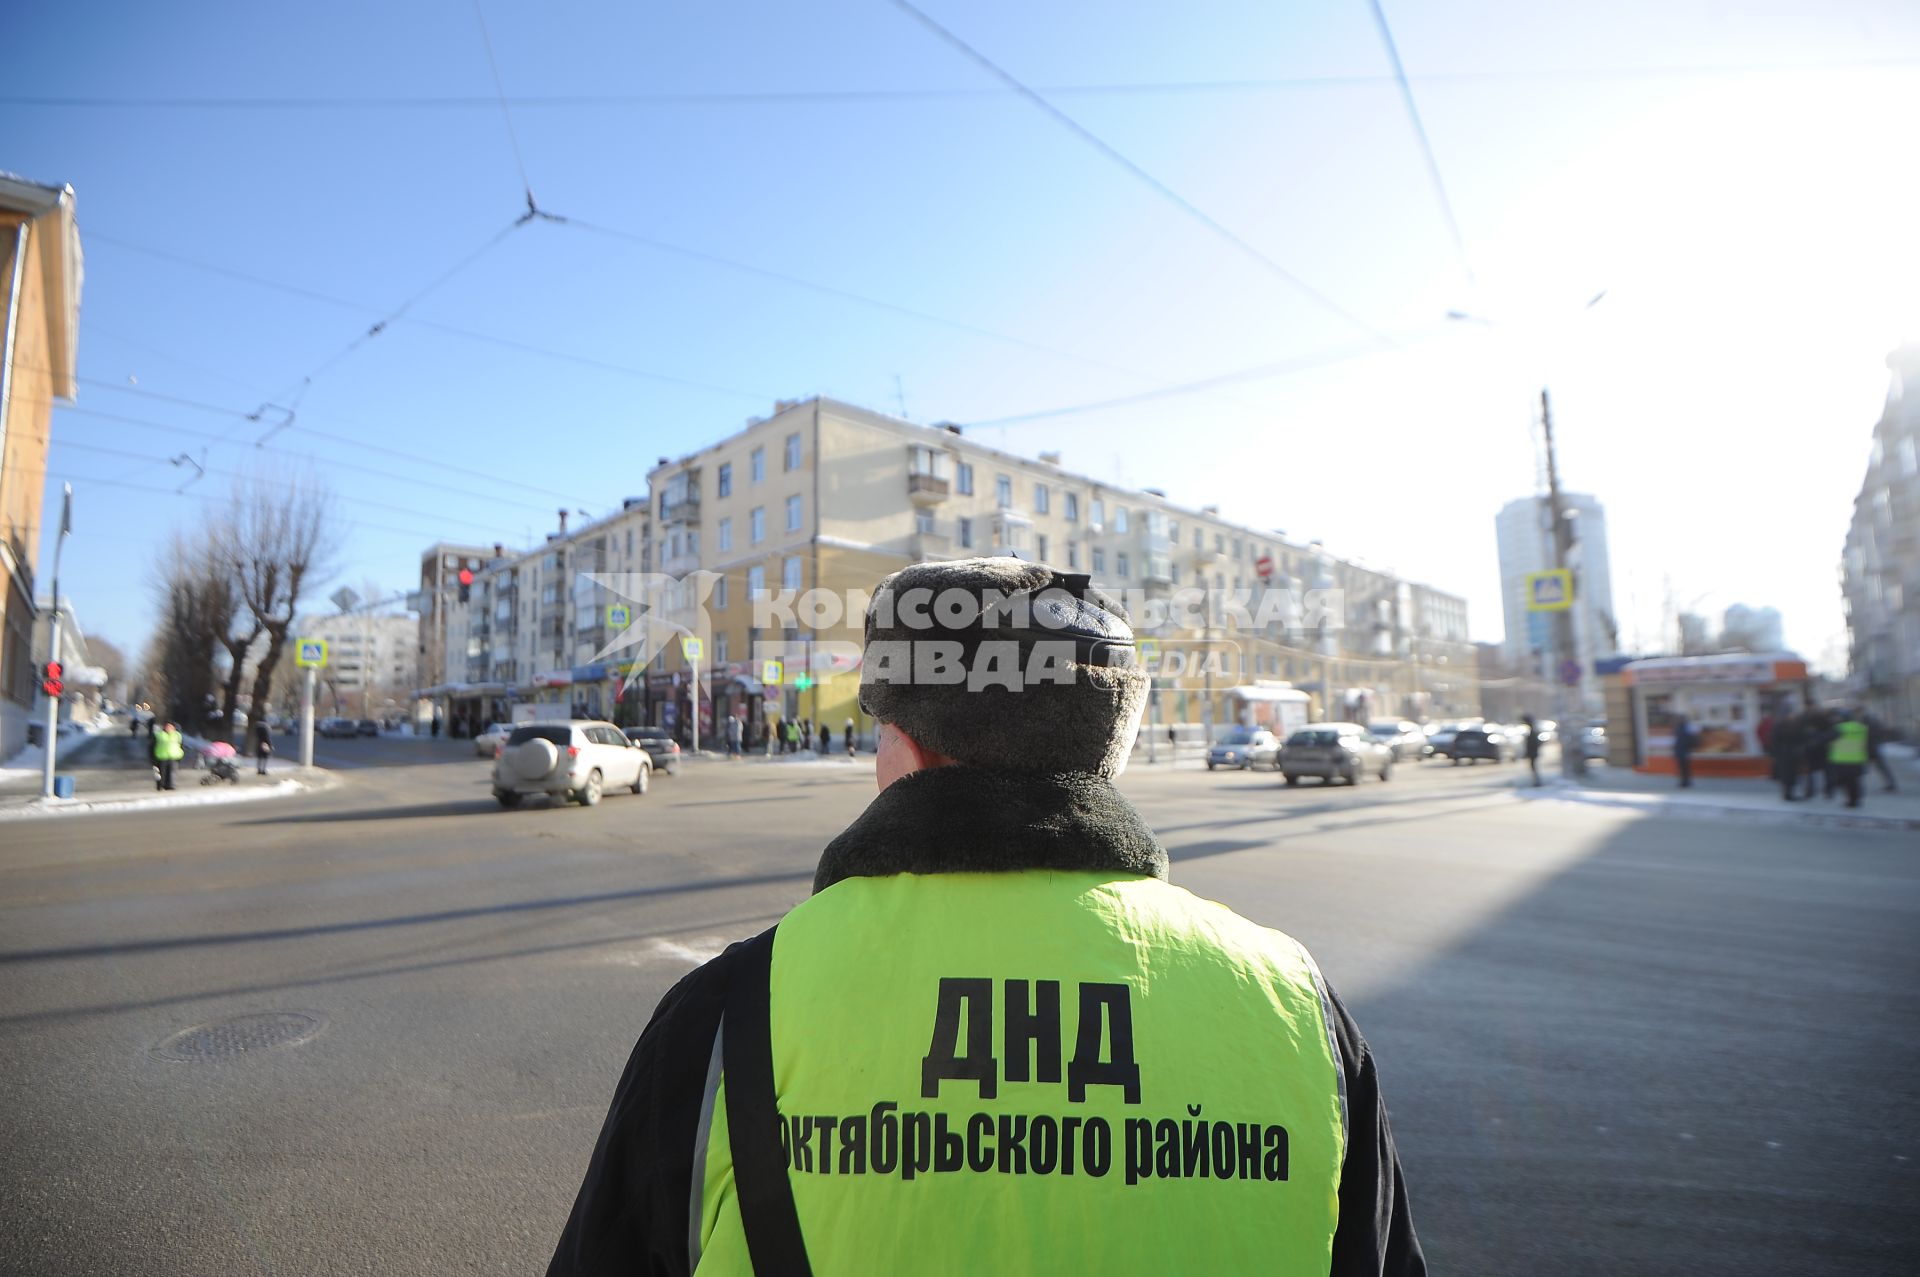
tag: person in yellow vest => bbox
[1826,710,1870,808]
[151,719,185,791]
[548,559,1425,1276]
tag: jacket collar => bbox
[813,765,1168,894]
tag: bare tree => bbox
[230,467,338,742]
[151,534,237,731]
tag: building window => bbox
[1169,520,1180,543]
[996,475,1013,508]
[751,447,766,483]
[958,517,974,549]
[786,493,803,532]
[1037,533,1049,562]
[1064,492,1079,522]
[782,557,803,590]
[784,433,802,471]
[1091,498,1105,528]
[1232,538,1243,559]
[1034,483,1049,514]
[956,462,974,495]
[916,508,935,535]
[1068,542,1081,570]
[715,633,730,664]
[1171,563,1180,585]
[1117,552,1130,578]
[1114,507,1129,534]
[718,517,732,552]
[1215,533,1225,552]
[751,508,766,544]
[717,463,732,498]
[747,565,766,598]
[1092,547,1106,574]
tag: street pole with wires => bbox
[39,485,72,798]
[1540,390,1586,779]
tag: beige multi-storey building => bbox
[1843,345,1920,733]
[639,398,1478,744]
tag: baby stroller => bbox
[198,740,241,785]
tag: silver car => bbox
[491,720,652,808]
[1280,723,1395,786]
[1207,727,1280,771]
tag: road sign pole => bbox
[691,649,701,757]
[1541,389,1585,780]
[300,666,316,769]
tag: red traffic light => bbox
[41,661,62,697]
[457,568,474,586]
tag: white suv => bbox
[491,720,651,808]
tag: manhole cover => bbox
[154,1011,326,1061]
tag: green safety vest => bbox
[692,871,1347,1274]
[1828,720,1868,765]
[153,729,185,762]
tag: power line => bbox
[1366,0,1474,287]
[41,468,480,542]
[8,59,1917,108]
[469,0,538,212]
[888,0,1394,346]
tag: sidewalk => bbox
[1526,746,1920,832]
[0,728,328,820]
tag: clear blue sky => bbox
[9,0,1919,666]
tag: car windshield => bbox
[1367,724,1399,736]
[1216,728,1256,745]
[506,726,572,746]
[626,728,668,740]
[1288,730,1339,747]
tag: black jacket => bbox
[548,767,1426,1276]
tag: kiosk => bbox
[1620,653,1810,777]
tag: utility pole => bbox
[39,485,71,798]
[1540,389,1585,778]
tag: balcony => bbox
[908,472,951,504]
[910,530,953,562]
[660,491,701,525]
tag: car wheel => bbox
[631,763,650,795]
[577,770,603,806]
[1284,774,1300,787]
[494,790,520,808]
[1451,757,1460,766]
[1379,763,1392,782]
[1206,761,1215,771]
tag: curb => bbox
[1524,783,1920,832]
[0,767,340,821]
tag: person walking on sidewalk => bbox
[725,713,743,760]
[1672,714,1698,788]
[845,716,856,756]
[1827,710,1869,809]
[818,721,831,754]
[1803,709,1836,800]
[1770,712,1807,801]
[1521,713,1543,786]
[252,717,273,776]
[152,720,184,791]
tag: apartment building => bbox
[303,612,418,718]
[1843,345,1920,733]
[640,397,1478,741]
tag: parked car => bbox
[1448,726,1516,764]
[1579,725,1608,761]
[1207,726,1280,771]
[1280,723,1394,786]
[356,718,379,737]
[492,720,651,808]
[1367,720,1427,762]
[318,716,359,738]
[623,726,682,776]
[474,722,514,757]
[1424,719,1484,759]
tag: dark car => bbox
[356,719,379,737]
[623,726,682,775]
[1447,726,1515,764]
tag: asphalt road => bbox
[0,737,1914,1275]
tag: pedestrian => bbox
[1521,712,1543,786]
[1827,710,1869,808]
[801,718,814,752]
[1865,713,1899,793]
[152,720,184,791]
[1770,712,1806,801]
[1671,713,1698,788]
[845,716,857,756]
[1803,710,1835,800]
[818,721,831,754]
[546,559,1424,1276]
[759,718,772,756]
[1167,723,1178,755]
[252,716,273,776]
[431,711,442,739]
[128,712,139,738]
[726,713,743,760]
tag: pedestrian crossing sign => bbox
[762,659,784,685]
[680,635,703,663]
[606,604,631,628]
[1136,639,1160,665]
[295,638,328,668]
[1525,570,1574,612]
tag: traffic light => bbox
[793,673,814,691]
[41,661,62,698]
[457,567,473,603]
